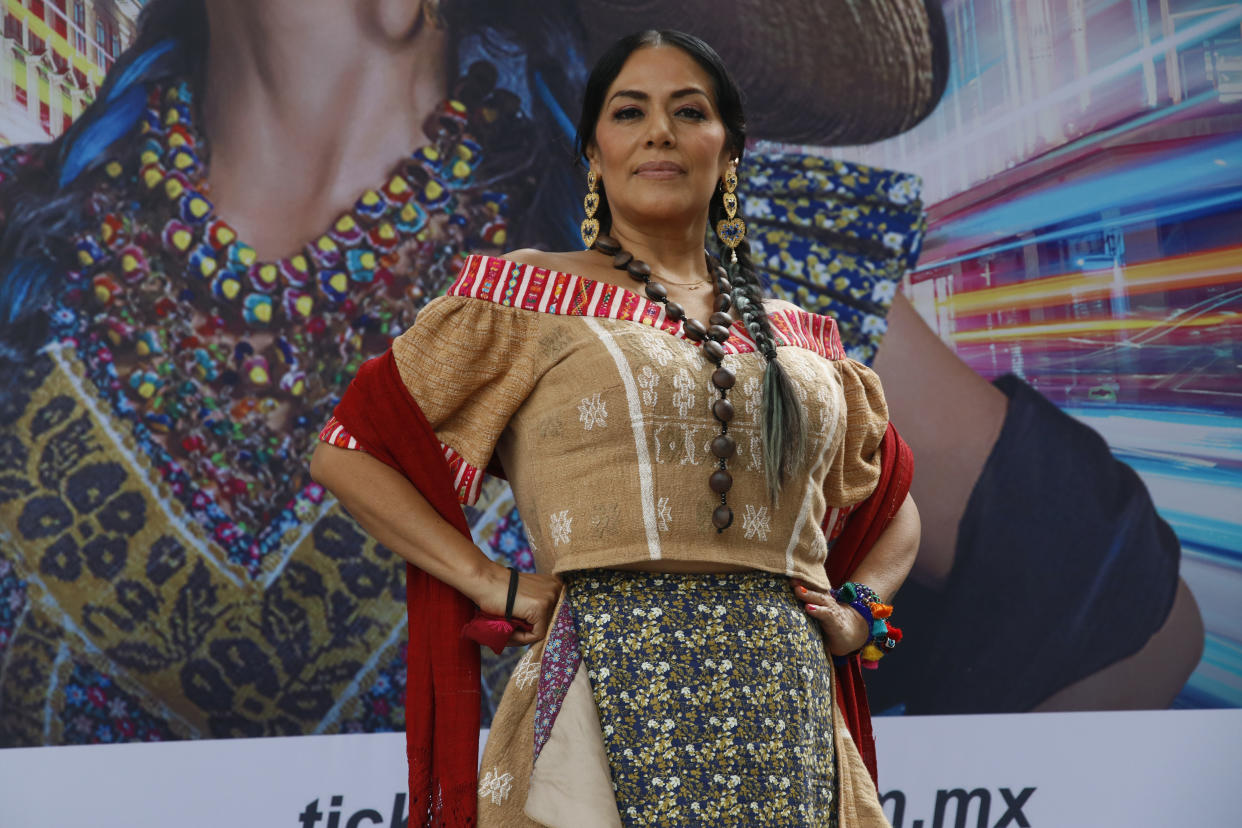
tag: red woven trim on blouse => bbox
[821,503,859,545]
[448,254,846,360]
[318,417,483,505]
[319,415,364,450]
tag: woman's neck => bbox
[606,217,714,284]
[199,0,449,259]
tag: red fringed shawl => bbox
[332,348,913,823]
[334,350,481,826]
[825,422,915,787]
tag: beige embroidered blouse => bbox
[376,254,889,592]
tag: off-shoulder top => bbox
[321,254,889,591]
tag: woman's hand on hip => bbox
[792,581,870,656]
[472,560,562,647]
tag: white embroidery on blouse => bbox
[584,318,662,560]
[637,364,659,408]
[656,497,673,532]
[742,504,771,541]
[513,649,541,690]
[787,357,813,404]
[652,422,671,463]
[672,368,696,417]
[742,375,761,417]
[678,424,704,466]
[578,392,608,430]
[639,330,675,367]
[550,510,573,547]
[479,767,514,804]
[748,431,764,473]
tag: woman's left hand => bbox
[792,581,870,656]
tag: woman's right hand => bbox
[311,445,562,646]
[470,560,563,646]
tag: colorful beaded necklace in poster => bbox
[60,66,517,572]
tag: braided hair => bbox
[576,29,807,500]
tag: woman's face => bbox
[588,45,732,235]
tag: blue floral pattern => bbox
[567,570,838,827]
[743,148,926,365]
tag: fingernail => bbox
[796,585,807,594]
[805,604,818,612]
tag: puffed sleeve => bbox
[822,358,890,508]
[321,294,541,505]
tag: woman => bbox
[313,30,920,825]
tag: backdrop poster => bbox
[0,1,1239,826]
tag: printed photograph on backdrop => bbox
[0,0,1237,753]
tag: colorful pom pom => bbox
[118,245,150,283]
[280,255,311,288]
[161,219,194,255]
[329,214,365,246]
[189,243,219,279]
[77,237,107,268]
[308,235,342,268]
[396,201,428,235]
[381,173,413,205]
[346,249,378,283]
[354,189,386,220]
[248,263,281,293]
[367,222,400,252]
[92,274,121,304]
[283,289,314,320]
[179,191,213,224]
[317,269,349,303]
[243,294,274,325]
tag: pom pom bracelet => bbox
[830,580,902,668]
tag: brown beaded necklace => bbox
[590,233,738,532]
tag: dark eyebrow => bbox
[607,87,711,104]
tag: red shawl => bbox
[333,348,912,823]
[333,350,480,827]
[825,422,915,788]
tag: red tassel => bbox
[887,625,903,642]
[460,613,532,656]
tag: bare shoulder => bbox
[502,248,597,274]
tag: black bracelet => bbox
[504,566,520,622]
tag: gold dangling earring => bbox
[715,161,747,263]
[581,169,600,249]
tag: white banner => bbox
[1,710,1239,827]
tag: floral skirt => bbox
[564,570,838,827]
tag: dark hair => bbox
[574,30,806,500]
[0,0,585,395]
[0,1,203,368]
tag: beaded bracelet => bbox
[831,581,903,668]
